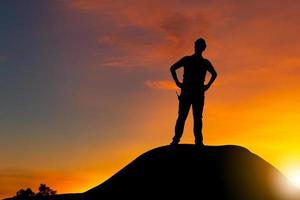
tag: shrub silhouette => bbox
[16,188,35,199]
[36,184,56,196]
[15,184,56,199]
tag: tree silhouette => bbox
[16,188,35,199]
[36,184,56,196]
[15,184,56,199]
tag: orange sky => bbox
[1,0,300,198]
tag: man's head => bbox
[194,38,206,53]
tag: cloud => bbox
[63,0,300,69]
[145,80,177,90]
[63,0,223,68]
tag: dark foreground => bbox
[5,145,300,200]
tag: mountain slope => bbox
[84,144,299,200]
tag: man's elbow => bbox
[170,65,175,73]
[212,71,217,78]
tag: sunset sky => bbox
[1,0,300,198]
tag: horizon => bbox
[1,0,300,199]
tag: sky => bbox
[1,0,300,198]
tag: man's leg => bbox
[192,94,205,145]
[172,94,191,144]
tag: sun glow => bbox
[287,169,300,189]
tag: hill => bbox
[5,145,300,200]
[84,144,299,199]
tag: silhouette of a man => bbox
[170,38,217,146]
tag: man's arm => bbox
[204,60,217,91]
[170,57,186,88]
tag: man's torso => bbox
[182,55,208,90]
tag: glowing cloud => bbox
[145,80,177,90]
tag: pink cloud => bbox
[145,80,177,90]
[64,0,225,67]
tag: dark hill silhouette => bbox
[4,145,300,200]
[84,145,299,200]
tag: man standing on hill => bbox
[170,38,217,147]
